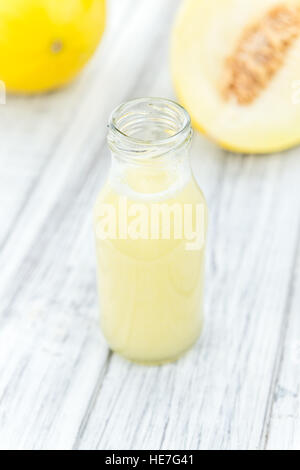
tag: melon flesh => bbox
[171,0,300,153]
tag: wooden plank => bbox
[78,142,300,449]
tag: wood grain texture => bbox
[0,0,299,450]
[266,235,300,450]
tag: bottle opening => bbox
[108,97,192,159]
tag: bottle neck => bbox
[107,98,193,199]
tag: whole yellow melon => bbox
[0,0,106,93]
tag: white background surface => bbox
[0,0,299,450]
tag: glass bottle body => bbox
[94,98,207,364]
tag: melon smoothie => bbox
[94,98,207,364]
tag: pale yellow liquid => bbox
[94,167,207,364]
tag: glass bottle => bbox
[93,98,207,365]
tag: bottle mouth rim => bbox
[108,97,192,154]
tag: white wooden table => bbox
[0,0,299,450]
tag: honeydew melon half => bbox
[171,0,300,153]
